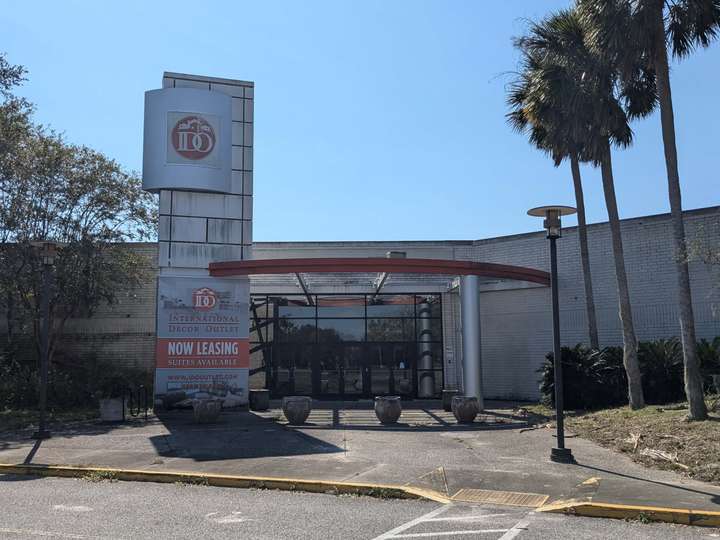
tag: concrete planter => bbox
[249,389,270,411]
[374,396,402,425]
[452,396,480,424]
[99,398,124,422]
[442,389,460,412]
[282,396,312,425]
[192,399,222,424]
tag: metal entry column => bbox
[418,299,435,398]
[461,275,483,408]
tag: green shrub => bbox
[638,339,684,404]
[0,341,39,408]
[539,345,627,410]
[539,337,720,410]
[0,344,152,410]
[697,338,720,392]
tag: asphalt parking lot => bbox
[1,475,719,539]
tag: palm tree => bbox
[512,9,656,409]
[507,46,600,350]
[577,0,719,420]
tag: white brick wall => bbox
[471,207,720,400]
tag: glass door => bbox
[341,345,365,398]
[365,343,414,397]
[317,345,341,397]
[293,346,314,396]
[391,343,414,397]
[366,344,391,396]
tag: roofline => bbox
[471,205,720,246]
[250,205,719,248]
[41,206,718,249]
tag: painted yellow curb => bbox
[538,500,720,528]
[0,463,451,504]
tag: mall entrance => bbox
[249,293,443,400]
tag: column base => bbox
[32,430,51,440]
[550,447,575,464]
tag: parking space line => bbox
[0,528,114,539]
[497,518,531,540]
[371,505,451,540]
[392,530,509,538]
[424,513,509,522]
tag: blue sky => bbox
[3,0,719,241]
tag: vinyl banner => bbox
[154,276,249,406]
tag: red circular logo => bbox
[192,288,217,311]
[171,116,216,160]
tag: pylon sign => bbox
[142,74,253,409]
[142,87,232,193]
[154,276,249,405]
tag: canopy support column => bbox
[418,298,435,397]
[461,275,483,408]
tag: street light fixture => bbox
[30,241,59,440]
[527,205,577,464]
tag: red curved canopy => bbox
[209,257,550,286]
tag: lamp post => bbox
[527,205,576,464]
[32,241,58,440]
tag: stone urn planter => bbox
[99,398,124,422]
[374,396,402,425]
[452,396,480,424]
[282,396,312,425]
[192,398,222,424]
[441,389,460,412]
[249,389,270,411]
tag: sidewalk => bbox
[1,400,719,518]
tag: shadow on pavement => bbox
[23,439,43,464]
[0,473,46,483]
[577,462,720,505]
[147,410,344,462]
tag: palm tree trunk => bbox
[571,154,600,350]
[599,141,644,409]
[652,9,707,420]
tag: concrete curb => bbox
[537,500,720,528]
[5,463,718,527]
[0,463,451,504]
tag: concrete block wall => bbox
[15,207,718,401]
[49,243,157,370]
[470,207,720,400]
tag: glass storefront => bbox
[249,293,443,399]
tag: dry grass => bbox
[82,470,119,483]
[524,400,720,485]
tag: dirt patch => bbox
[524,401,720,485]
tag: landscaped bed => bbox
[525,400,720,485]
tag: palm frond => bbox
[668,0,720,57]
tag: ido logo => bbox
[192,287,217,311]
[171,115,216,160]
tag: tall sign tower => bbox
[142,73,254,406]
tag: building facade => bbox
[55,206,720,402]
